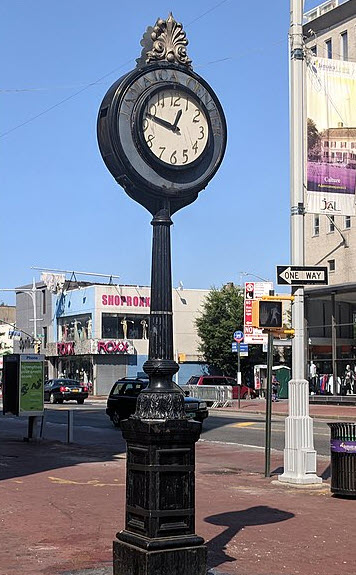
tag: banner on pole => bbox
[306,56,356,216]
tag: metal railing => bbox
[181,385,233,407]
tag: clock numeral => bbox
[157,92,165,107]
[142,119,149,132]
[192,141,198,155]
[149,103,157,117]
[170,150,177,165]
[146,134,155,148]
[185,96,189,111]
[158,146,166,159]
[192,109,201,123]
[173,96,181,107]
[198,126,205,140]
[182,149,189,164]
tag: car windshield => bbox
[187,376,199,385]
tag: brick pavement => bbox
[0,403,355,575]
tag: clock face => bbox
[141,88,209,166]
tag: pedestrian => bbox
[272,374,279,402]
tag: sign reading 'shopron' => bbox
[101,294,150,308]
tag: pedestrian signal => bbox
[252,300,283,329]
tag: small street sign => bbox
[233,330,244,343]
[232,343,248,356]
[277,265,328,286]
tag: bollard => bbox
[67,410,74,443]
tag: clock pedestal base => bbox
[113,417,206,575]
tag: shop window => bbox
[58,314,92,341]
[102,313,149,340]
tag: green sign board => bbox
[19,356,44,415]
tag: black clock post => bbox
[97,14,226,575]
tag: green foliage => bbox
[196,284,264,377]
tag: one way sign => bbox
[277,265,328,286]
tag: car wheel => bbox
[242,392,248,399]
[57,398,64,404]
[77,399,85,405]
[111,413,121,428]
[49,393,56,404]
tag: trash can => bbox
[328,422,356,497]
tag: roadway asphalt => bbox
[0,399,355,575]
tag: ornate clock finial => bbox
[136,13,192,69]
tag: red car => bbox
[186,375,256,399]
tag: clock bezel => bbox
[134,83,211,171]
[97,63,227,214]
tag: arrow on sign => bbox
[277,265,328,286]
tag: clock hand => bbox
[146,113,175,131]
[172,109,182,131]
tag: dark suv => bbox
[106,378,209,427]
[185,375,256,399]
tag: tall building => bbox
[303,0,356,387]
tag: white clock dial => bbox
[142,89,209,166]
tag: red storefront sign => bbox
[97,340,131,354]
[102,294,150,307]
[57,342,75,356]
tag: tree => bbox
[195,283,265,378]
[307,118,321,161]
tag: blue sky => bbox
[1,0,322,304]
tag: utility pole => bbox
[278,0,321,485]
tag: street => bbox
[0,401,331,457]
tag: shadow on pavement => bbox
[0,439,126,482]
[320,463,331,480]
[205,506,295,569]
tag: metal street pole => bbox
[237,342,241,409]
[265,331,273,477]
[279,0,321,485]
[0,279,39,344]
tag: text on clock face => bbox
[142,90,209,166]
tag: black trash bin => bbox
[328,422,356,497]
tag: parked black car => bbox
[106,378,209,427]
[44,379,89,404]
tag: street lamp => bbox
[239,271,270,285]
[0,278,40,348]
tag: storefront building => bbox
[43,284,209,395]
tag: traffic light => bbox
[34,340,41,354]
[252,300,283,329]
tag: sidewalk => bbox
[0,420,355,575]
[210,398,356,421]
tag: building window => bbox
[310,45,317,55]
[42,289,46,314]
[341,31,348,61]
[328,216,335,233]
[313,215,320,236]
[325,39,332,59]
[102,313,149,340]
[345,216,351,229]
[328,259,335,273]
[43,326,47,348]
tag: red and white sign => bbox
[244,281,273,345]
[97,340,134,355]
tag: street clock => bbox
[97,13,227,215]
